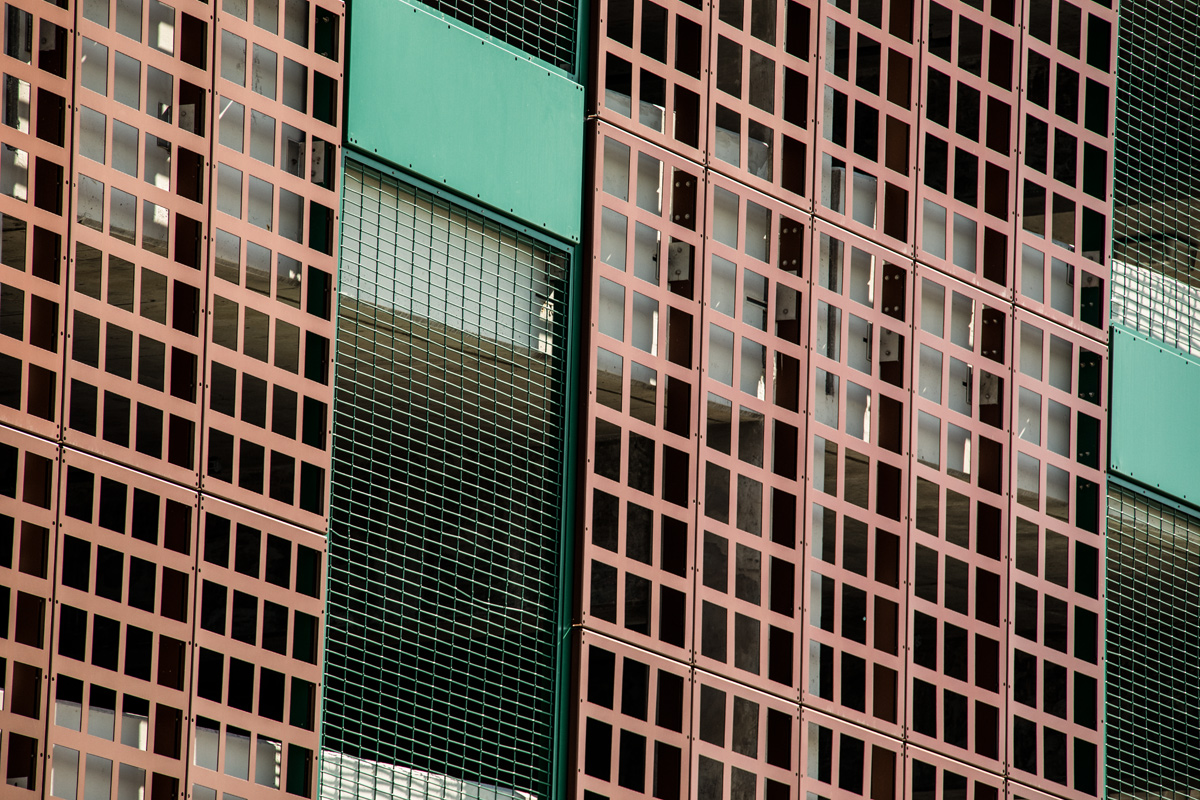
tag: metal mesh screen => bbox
[1107,481,1200,798]
[412,0,577,73]
[1112,0,1200,354]
[321,159,571,799]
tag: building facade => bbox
[11,0,1200,797]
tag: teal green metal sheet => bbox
[345,0,584,242]
[1110,325,1200,504]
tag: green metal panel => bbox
[345,0,584,243]
[1110,325,1200,504]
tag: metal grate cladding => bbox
[1112,0,1200,354]
[414,0,577,73]
[322,160,571,799]
[1107,482,1200,798]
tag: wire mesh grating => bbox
[321,159,572,800]
[1107,481,1200,799]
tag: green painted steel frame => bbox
[324,150,582,799]
[1109,323,1200,506]
[343,0,586,243]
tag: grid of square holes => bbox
[1006,309,1104,800]
[916,0,1021,295]
[694,175,808,692]
[588,123,706,657]
[813,0,920,252]
[1013,0,1114,339]
[709,0,817,204]
[67,0,212,485]
[205,0,341,526]
[191,497,323,799]
[584,0,1114,794]
[49,449,197,800]
[0,424,57,796]
[0,0,73,441]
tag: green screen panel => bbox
[1107,481,1200,798]
[322,159,571,799]
[1110,325,1200,503]
[345,0,585,243]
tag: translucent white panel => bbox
[740,337,765,398]
[920,278,945,337]
[282,57,306,112]
[116,0,142,41]
[250,110,275,165]
[1047,399,1071,456]
[144,134,170,190]
[635,153,662,214]
[745,200,770,261]
[219,98,244,152]
[279,188,302,242]
[254,0,279,33]
[116,764,145,800]
[1050,256,1073,315]
[709,324,735,386]
[743,269,767,331]
[601,137,629,201]
[142,201,168,255]
[597,277,624,341]
[631,291,658,355]
[1048,334,1072,391]
[252,44,277,99]
[947,423,971,478]
[1021,244,1044,301]
[849,247,873,306]
[950,292,973,349]
[56,698,82,731]
[51,746,79,800]
[147,66,172,122]
[224,729,251,780]
[632,222,658,283]
[1018,387,1042,444]
[919,345,942,401]
[222,31,246,86]
[1020,322,1043,379]
[218,163,243,218]
[78,174,105,229]
[83,0,109,26]
[284,0,307,43]
[713,186,739,247]
[114,52,140,110]
[819,232,842,290]
[254,737,282,787]
[948,357,970,415]
[148,0,174,54]
[80,106,107,164]
[85,755,113,800]
[847,314,871,374]
[917,411,940,468]
[923,199,946,259]
[599,207,627,269]
[952,213,976,271]
[3,75,30,132]
[248,175,273,230]
[1017,452,1041,508]
[710,254,737,317]
[121,709,148,750]
[81,38,109,95]
[851,169,877,226]
[224,0,247,19]
[1,144,28,201]
[822,154,844,212]
[195,721,219,770]
[815,368,838,428]
[1046,464,1070,519]
[845,380,870,440]
[816,301,841,361]
[112,120,139,177]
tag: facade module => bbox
[9,0,1200,796]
